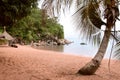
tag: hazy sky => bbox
[59,12,79,39]
[57,2,80,40]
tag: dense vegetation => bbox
[0,0,38,27]
[0,0,64,44]
[0,8,64,44]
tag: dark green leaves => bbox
[0,0,38,27]
[8,8,64,44]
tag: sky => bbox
[59,12,80,40]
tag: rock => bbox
[64,39,74,44]
[53,42,57,45]
[57,39,65,45]
[80,43,87,45]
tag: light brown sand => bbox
[0,45,120,80]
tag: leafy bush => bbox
[7,8,64,44]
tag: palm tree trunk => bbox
[77,17,113,75]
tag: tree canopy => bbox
[7,8,64,44]
[0,0,64,44]
[0,0,38,26]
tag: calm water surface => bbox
[35,37,113,59]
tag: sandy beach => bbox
[0,45,120,80]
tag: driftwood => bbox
[10,44,18,48]
[8,40,18,48]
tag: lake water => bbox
[35,36,114,59]
[63,37,114,59]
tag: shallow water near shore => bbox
[34,37,114,59]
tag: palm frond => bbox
[73,0,105,46]
[111,31,120,59]
[41,0,106,46]
[113,36,120,59]
[41,0,74,17]
[113,42,120,59]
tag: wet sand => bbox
[0,45,120,80]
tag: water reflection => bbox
[34,41,98,58]
[64,41,98,57]
[33,39,114,59]
[34,45,64,52]
[31,27,116,59]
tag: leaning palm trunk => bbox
[41,0,119,75]
[77,18,113,75]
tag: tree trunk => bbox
[77,17,113,75]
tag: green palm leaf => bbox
[41,0,106,46]
[73,1,105,45]
[41,0,73,17]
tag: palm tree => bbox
[41,0,120,75]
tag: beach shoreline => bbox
[0,45,120,80]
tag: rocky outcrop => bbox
[57,39,73,45]
[31,39,73,47]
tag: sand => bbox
[0,45,120,80]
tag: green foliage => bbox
[0,0,38,27]
[9,8,64,44]
[0,39,7,45]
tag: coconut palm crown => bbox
[41,0,120,75]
